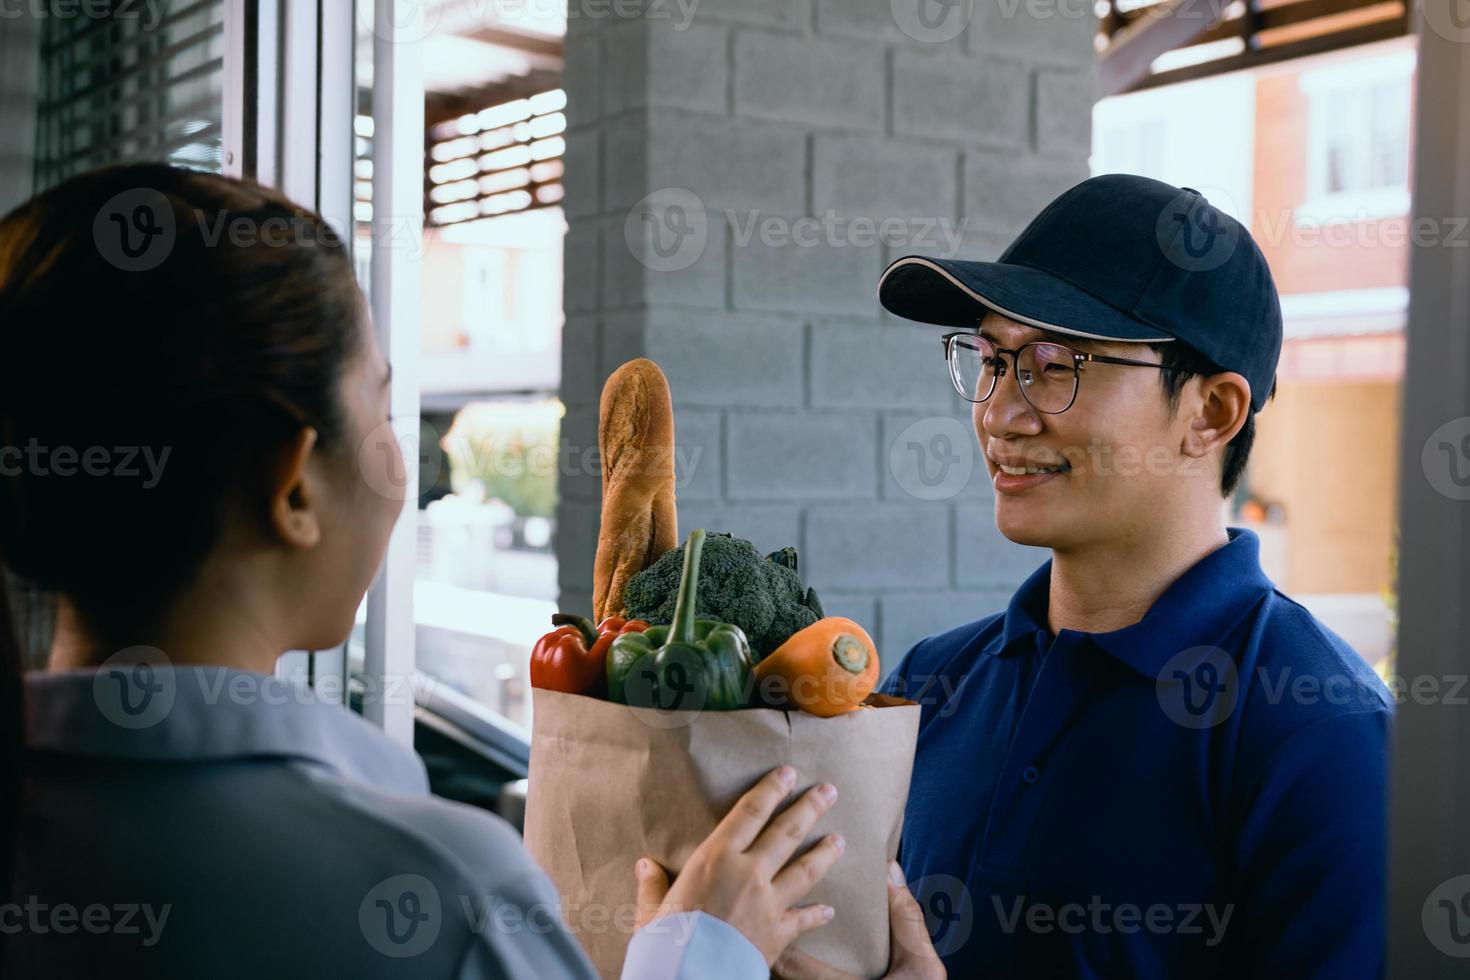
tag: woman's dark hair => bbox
[0,163,364,911]
[1150,341,1277,498]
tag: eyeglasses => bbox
[942,331,1169,415]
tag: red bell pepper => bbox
[530,613,650,697]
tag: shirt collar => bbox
[24,665,428,796]
[994,527,1275,678]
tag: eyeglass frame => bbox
[941,330,1171,414]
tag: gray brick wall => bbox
[556,0,1091,673]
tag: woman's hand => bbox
[632,765,847,965]
[771,861,946,980]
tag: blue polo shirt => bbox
[881,528,1392,979]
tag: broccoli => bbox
[621,532,825,661]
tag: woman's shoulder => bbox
[287,759,545,894]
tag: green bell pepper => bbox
[606,528,753,711]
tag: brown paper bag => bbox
[524,688,920,979]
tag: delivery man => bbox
[863,175,1392,978]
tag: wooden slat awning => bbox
[1099,0,1412,96]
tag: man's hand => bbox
[773,861,945,980]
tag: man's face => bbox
[974,312,1196,552]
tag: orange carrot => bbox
[754,617,880,718]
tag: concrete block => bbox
[811,321,960,411]
[804,504,950,589]
[734,31,885,130]
[892,48,1028,148]
[727,411,879,500]
[812,134,957,221]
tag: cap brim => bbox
[878,256,1176,344]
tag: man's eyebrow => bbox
[977,326,1101,350]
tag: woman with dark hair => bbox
[0,165,941,979]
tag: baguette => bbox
[592,358,679,623]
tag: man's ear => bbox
[268,427,322,549]
[1182,371,1251,459]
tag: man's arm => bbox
[1228,708,1391,978]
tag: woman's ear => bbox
[268,427,322,549]
[1182,372,1251,460]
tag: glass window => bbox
[34,1,226,189]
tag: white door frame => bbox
[221,0,422,737]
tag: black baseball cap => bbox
[877,174,1283,412]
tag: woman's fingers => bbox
[780,902,836,945]
[749,782,838,868]
[772,833,846,906]
[706,766,799,853]
[632,857,672,931]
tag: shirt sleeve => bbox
[1228,708,1391,978]
[619,912,769,980]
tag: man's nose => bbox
[981,360,1043,440]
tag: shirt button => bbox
[1021,766,1041,785]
